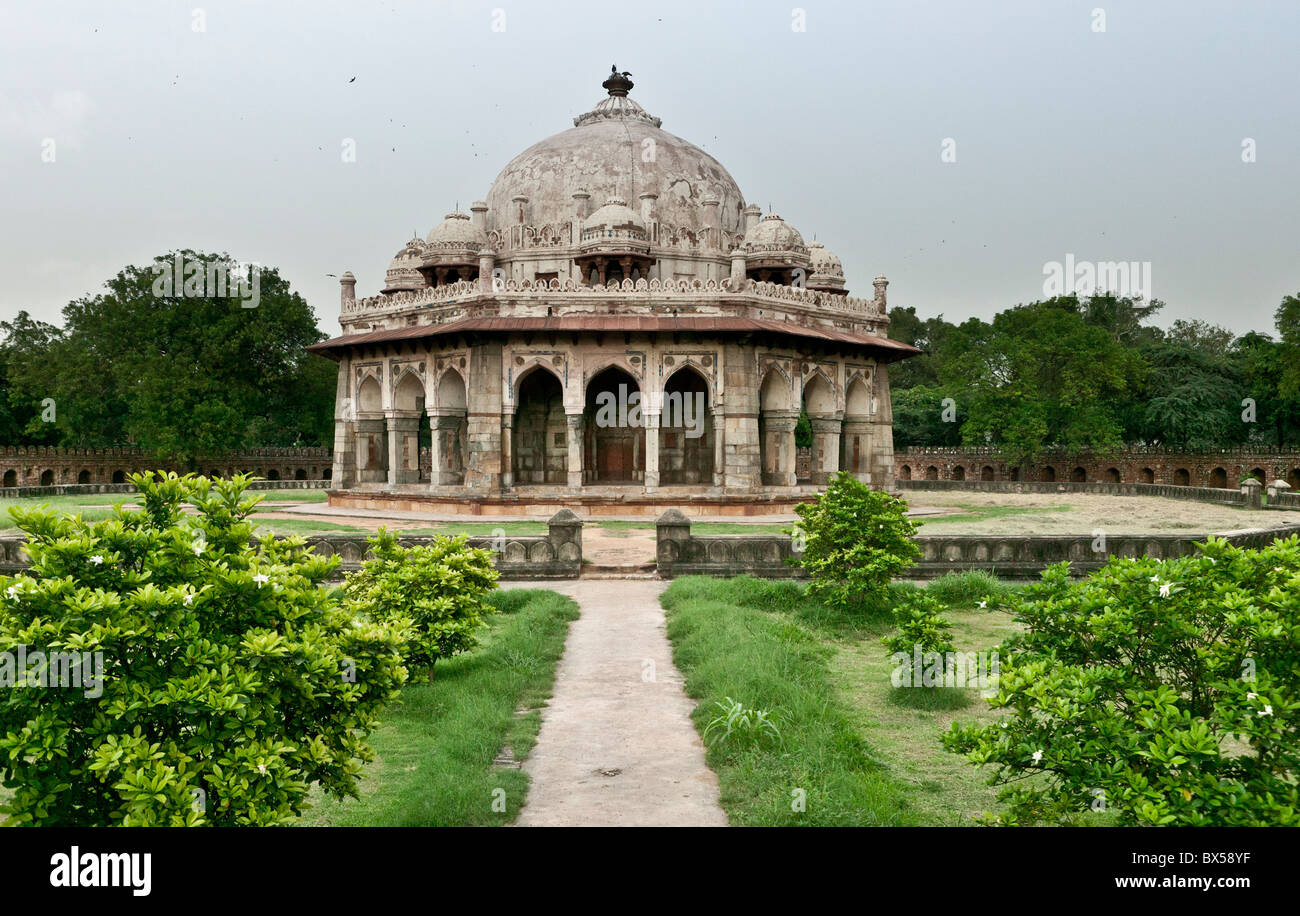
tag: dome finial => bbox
[603,65,634,97]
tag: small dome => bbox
[426,211,488,247]
[807,240,846,292]
[583,197,644,231]
[808,241,844,278]
[383,240,426,294]
[744,212,806,252]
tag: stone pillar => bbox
[547,508,583,556]
[722,342,761,491]
[729,249,747,289]
[566,412,584,489]
[470,200,488,231]
[644,410,661,491]
[339,272,356,309]
[428,411,466,486]
[763,412,799,488]
[386,413,421,486]
[1241,476,1263,509]
[330,355,356,488]
[1267,478,1291,503]
[478,248,496,294]
[464,343,503,490]
[500,412,514,489]
[809,416,843,485]
[354,418,387,483]
[743,204,762,235]
[841,418,872,484]
[712,413,725,488]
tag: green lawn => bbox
[915,503,1073,526]
[662,573,1025,826]
[298,588,578,826]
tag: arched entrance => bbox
[585,366,644,484]
[659,366,713,485]
[841,375,872,481]
[759,369,797,487]
[513,368,566,485]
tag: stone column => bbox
[809,416,843,485]
[1241,477,1263,509]
[500,412,514,489]
[330,356,356,488]
[644,410,661,491]
[722,342,761,491]
[869,363,896,489]
[712,413,725,488]
[428,411,466,486]
[566,412,584,490]
[764,411,799,488]
[354,418,387,483]
[385,413,421,486]
[841,418,872,484]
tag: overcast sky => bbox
[1,0,1297,337]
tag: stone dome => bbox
[583,198,644,232]
[807,240,846,292]
[382,241,426,293]
[744,212,806,252]
[485,73,746,242]
[427,211,487,247]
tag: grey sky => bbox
[1,0,1296,337]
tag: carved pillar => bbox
[385,413,421,486]
[331,356,356,488]
[644,410,660,491]
[566,412,584,489]
[841,418,872,484]
[763,411,799,488]
[809,415,843,485]
[428,410,466,487]
[712,412,725,488]
[354,418,387,484]
[500,411,514,489]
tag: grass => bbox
[299,588,579,826]
[253,519,368,537]
[662,572,1025,825]
[662,576,917,825]
[916,503,1073,526]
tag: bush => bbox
[944,536,1300,826]
[344,529,498,677]
[791,472,920,611]
[882,591,957,659]
[0,472,408,826]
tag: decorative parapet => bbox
[897,479,1252,506]
[0,510,582,580]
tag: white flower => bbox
[1149,575,1160,583]
[978,600,988,609]
[5,585,20,600]
[1247,692,1258,700]
[192,540,205,556]
[183,593,194,606]
[1031,749,1044,765]
[256,763,267,775]
[253,573,270,588]
[1159,583,1172,598]
[89,555,104,565]
[1259,705,1273,718]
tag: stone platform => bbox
[325,485,823,518]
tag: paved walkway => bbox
[504,579,728,827]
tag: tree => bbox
[0,312,63,445]
[938,301,1145,462]
[5,251,335,459]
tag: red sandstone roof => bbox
[307,315,921,361]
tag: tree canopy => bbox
[0,251,335,461]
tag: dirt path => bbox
[504,579,728,827]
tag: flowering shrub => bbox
[944,536,1300,825]
[0,472,408,826]
[344,529,498,677]
[792,472,920,611]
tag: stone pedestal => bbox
[1241,476,1263,509]
[809,415,843,485]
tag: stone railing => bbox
[652,509,1300,580]
[0,479,329,499]
[0,509,583,581]
[343,275,884,319]
[897,479,1252,506]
